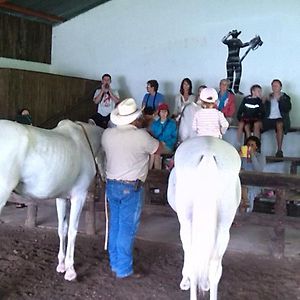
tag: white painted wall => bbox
[51,0,300,125]
[3,0,298,124]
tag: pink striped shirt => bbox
[192,108,229,138]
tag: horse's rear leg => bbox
[64,193,86,281]
[56,198,68,274]
[0,189,13,213]
[209,181,241,299]
[178,215,192,291]
[208,228,231,300]
[0,176,19,213]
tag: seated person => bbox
[196,85,207,102]
[89,73,120,129]
[216,78,236,125]
[236,84,265,146]
[262,79,291,158]
[192,87,229,139]
[240,136,265,213]
[16,108,32,125]
[173,78,195,121]
[142,79,164,116]
[149,103,177,169]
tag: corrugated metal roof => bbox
[0,0,110,25]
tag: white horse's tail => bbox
[191,154,219,293]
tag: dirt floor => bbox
[0,224,299,300]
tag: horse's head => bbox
[75,122,103,153]
[178,103,200,142]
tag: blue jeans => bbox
[106,180,143,278]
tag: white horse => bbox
[178,102,201,142]
[168,136,241,300]
[0,119,104,281]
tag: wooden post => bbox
[143,182,150,204]
[25,202,38,228]
[270,189,286,258]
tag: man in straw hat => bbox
[102,98,161,279]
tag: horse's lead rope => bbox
[77,122,100,177]
[77,122,108,250]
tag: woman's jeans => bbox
[106,179,143,278]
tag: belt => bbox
[107,179,137,185]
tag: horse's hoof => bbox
[180,277,190,290]
[56,263,66,273]
[64,267,77,281]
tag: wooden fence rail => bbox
[7,169,300,258]
[145,169,300,259]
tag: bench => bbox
[7,177,105,235]
[266,156,300,174]
[144,169,169,205]
[239,170,300,258]
[254,156,300,215]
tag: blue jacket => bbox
[150,118,177,151]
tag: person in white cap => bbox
[101,98,161,279]
[192,88,229,139]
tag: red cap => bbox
[158,103,169,112]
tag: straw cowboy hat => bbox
[199,87,218,103]
[110,98,142,126]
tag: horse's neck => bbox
[179,103,199,141]
[85,126,103,155]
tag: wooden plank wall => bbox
[0,68,100,128]
[0,13,52,64]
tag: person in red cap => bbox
[149,103,177,169]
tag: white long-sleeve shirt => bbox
[173,94,196,116]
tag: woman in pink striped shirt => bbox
[192,88,229,139]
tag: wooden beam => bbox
[239,170,300,189]
[266,156,300,163]
[147,169,300,190]
[0,2,65,23]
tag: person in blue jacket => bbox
[149,103,177,169]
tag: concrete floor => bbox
[0,202,299,259]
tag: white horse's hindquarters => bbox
[167,168,177,212]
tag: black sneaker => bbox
[275,150,283,158]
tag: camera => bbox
[104,83,109,89]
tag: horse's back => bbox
[0,120,102,199]
[175,136,241,173]
[171,136,241,214]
